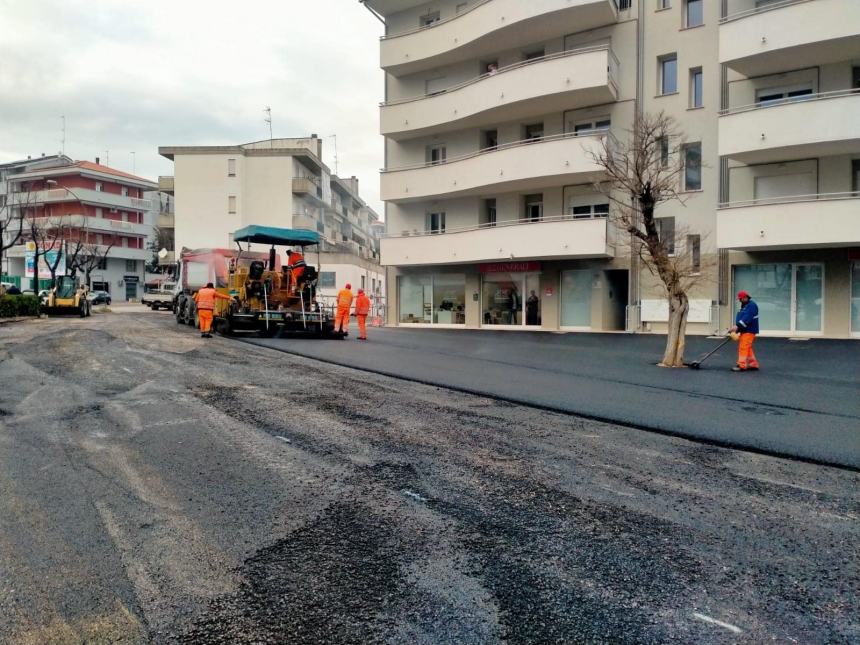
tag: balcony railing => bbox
[718,191,859,209]
[720,88,859,116]
[380,46,619,107]
[720,0,811,23]
[382,130,611,173]
[385,213,608,238]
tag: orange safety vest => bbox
[355,294,371,316]
[337,288,354,309]
[194,287,230,310]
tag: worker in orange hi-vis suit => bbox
[287,249,306,292]
[334,283,354,336]
[193,282,234,338]
[354,288,372,341]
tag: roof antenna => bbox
[60,116,66,156]
[264,106,273,147]
[326,134,338,175]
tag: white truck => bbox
[142,281,178,311]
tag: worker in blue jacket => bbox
[730,290,760,371]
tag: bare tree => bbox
[67,233,115,288]
[591,111,707,367]
[0,181,30,282]
[28,213,69,289]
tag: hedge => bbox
[0,295,41,318]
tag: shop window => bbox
[482,273,541,327]
[399,274,465,325]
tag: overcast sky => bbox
[0,0,386,213]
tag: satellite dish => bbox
[157,248,168,259]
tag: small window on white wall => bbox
[656,216,676,255]
[688,234,701,273]
[227,158,236,177]
[228,195,237,214]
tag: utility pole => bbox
[264,106,273,147]
[327,134,339,175]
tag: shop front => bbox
[398,273,466,326]
[479,262,543,328]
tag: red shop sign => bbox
[478,261,542,273]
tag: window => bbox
[399,274,466,325]
[688,234,701,273]
[228,195,237,214]
[658,0,671,8]
[685,0,703,27]
[524,123,544,141]
[660,55,678,95]
[319,271,336,288]
[658,136,670,167]
[756,84,814,106]
[851,160,860,196]
[426,144,447,165]
[573,117,611,135]
[571,203,609,219]
[690,67,703,108]
[125,259,137,272]
[619,0,632,8]
[228,158,236,177]
[361,275,366,291]
[524,49,545,62]
[95,182,103,192]
[97,258,107,270]
[524,194,543,222]
[853,67,860,91]
[656,217,676,255]
[683,142,702,190]
[419,11,439,27]
[95,207,103,218]
[483,129,498,150]
[426,212,445,234]
[483,198,497,227]
[121,187,129,197]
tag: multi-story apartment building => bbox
[3,159,157,299]
[145,188,175,268]
[365,0,860,338]
[158,137,385,307]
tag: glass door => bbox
[733,263,823,334]
[560,270,592,329]
[481,273,541,327]
[850,262,860,337]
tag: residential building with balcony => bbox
[148,180,176,268]
[365,0,860,338]
[158,137,385,309]
[3,159,157,299]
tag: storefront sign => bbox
[124,275,140,283]
[478,261,542,274]
[544,287,554,297]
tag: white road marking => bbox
[276,436,291,443]
[737,474,822,494]
[122,367,133,373]
[693,612,742,634]
[599,485,635,498]
[402,489,427,503]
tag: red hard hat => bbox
[345,283,351,290]
[737,290,750,300]
[358,288,364,294]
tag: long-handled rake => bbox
[687,334,734,369]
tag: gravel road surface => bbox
[0,311,857,644]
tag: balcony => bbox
[23,214,150,237]
[719,0,860,76]
[158,176,174,194]
[156,212,175,229]
[13,188,152,212]
[381,47,618,140]
[381,215,612,266]
[381,132,608,203]
[719,90,860,163]
[291,214,320,232]
[717,193,860,250]
[380,0,618,75]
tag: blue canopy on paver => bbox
[232,225,320,247]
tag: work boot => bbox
[200,332,206,337]
[731,366,745,372]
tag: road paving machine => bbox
[212,225,343,338]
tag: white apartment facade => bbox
[365,0,860,338]
[158,137,385,307]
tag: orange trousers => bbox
[737,332,759,369]
[198,309,214,333]
[357,314,367,339]
[335,307,350,333]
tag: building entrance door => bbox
[481,272,541,327]
[851,261,860,337]
[125,281,138,301]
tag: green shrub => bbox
[0,295,41,318]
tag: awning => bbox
[232,225,320,247]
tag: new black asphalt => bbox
[248,327,860,469]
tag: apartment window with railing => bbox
[659,55,678,95]
[121,187,129,197]
[419,11,439,27]
[483,199,497,227]
[570,203,609,219]
[426,212,446,234]
[426,144,447,166]
[756,84,813,106]
[572,117,611,135]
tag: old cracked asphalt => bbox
[0,308,857,644]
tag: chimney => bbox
[41,152,45,157]
[95,156,100,165]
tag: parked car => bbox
[87,290,112,305]
[38,289,50,304]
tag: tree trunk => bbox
[661,290,689,367]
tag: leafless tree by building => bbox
[591,111,710,367]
